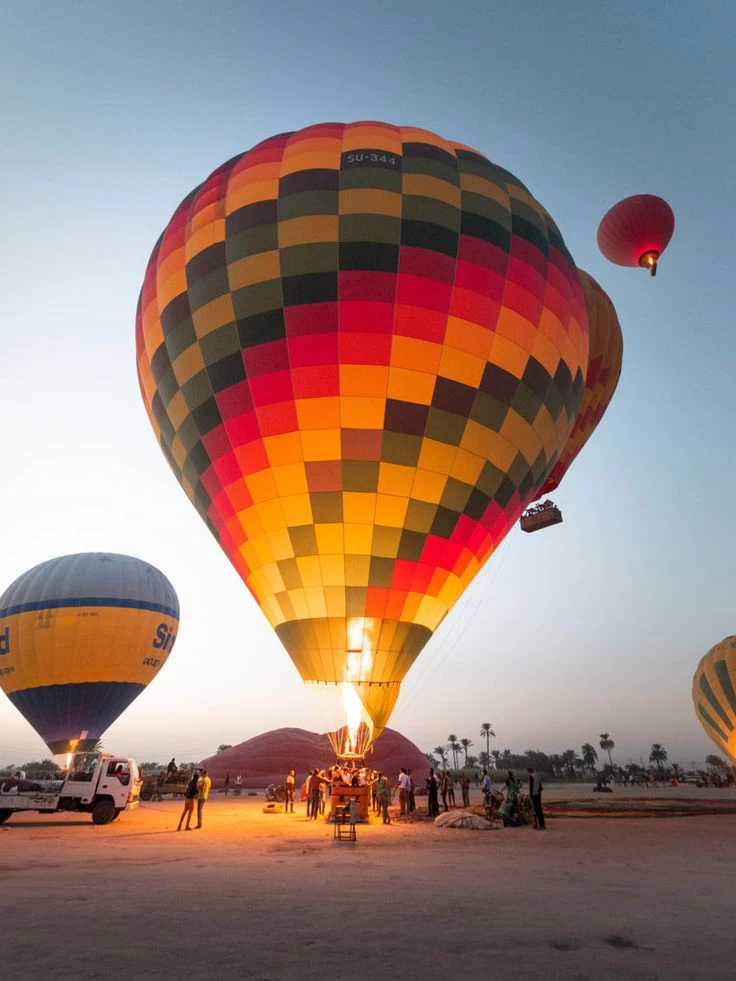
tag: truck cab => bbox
[0,753,142,825]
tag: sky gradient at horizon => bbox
[1,1,734,767]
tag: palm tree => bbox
[706,754,727,771]
[649,743,668,777]
[581,743,598,774]
[433,746,449,769]
[560,749,581,779]
[599,733,615,768]
[460,738,473,766]
[447,735,461,772]
[479,722,495,761]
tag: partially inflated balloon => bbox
[0,553,179,753]
[692,637,736,764]
[136,121,597,736]
[538,270,623,495]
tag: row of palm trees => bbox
[429,723,496,773]
[426,728,673,779]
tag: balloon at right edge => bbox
[597,194,674,277]
[693,637,736,764]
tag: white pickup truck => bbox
[0,753,142,826]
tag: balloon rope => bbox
[391,530,517,723]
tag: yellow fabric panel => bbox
[172,343,205,387]
[339,189,402,217]
[410,469,447,504]
[340,396,385,428]
[0,607,177,693]
[279,493,313,526]
[343,492,377,524]
[437,346,486,388]
[403,174,461,207]
[185,219,226,262]
[418,439,459,476]
[300,428,341,461]
[378,462,416,498]
[386,366,435,405]
[296,398,341,430]
[228,252,281,289]
[374,494,409,528]
[279,215,339,248]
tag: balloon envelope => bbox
[597,194,674,269]
[136,121,595,733]
[0,553,179,753]
[693,636,736,764]
[538,269,623,495]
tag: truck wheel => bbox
[92,799,116,825]
[140,787,153,801]
[0,809,13,824]
[111,809,123,822]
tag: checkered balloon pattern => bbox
[136,122,619,732]
[693,638,736,764]
[539,270,622,495]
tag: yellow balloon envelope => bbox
[0,553,179,753]
[693,636,736,763]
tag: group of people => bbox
[176,767,211,831]
[222,773,243,795]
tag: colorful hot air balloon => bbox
[135,121,607,744]
[693,637,736,764]
[537,269,623,496]
[597,194,674,276]
[0,553,179,753]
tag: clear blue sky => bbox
[1,0,734,766]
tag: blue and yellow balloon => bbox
[0,553,179,754]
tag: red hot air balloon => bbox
[597,195,674,276]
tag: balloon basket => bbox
[520,500,563,533]
[328,785,371,824]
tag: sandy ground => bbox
[1,783,733,981]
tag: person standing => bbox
[375,772,391,824]
[310,770,323,820]
[285,768,296,813]
[394,768,410,816]
[224,772,230,797]
[408,769,416,813]
[440,771,450,812]
[480,768,492,796]
[177,770,200,831]
[195,768,212,828]
[459,771,470,807]
[527,767,545,830]
[235,773,243,796]
[426,768,440,818]
[446,772,456,808]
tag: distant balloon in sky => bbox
[135,121,621,746]
[597,194,674,276]
[538,269,623,495]
[692,637,736,764]
[0,553,179,754]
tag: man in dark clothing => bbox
[527,767,545,829]
[426,768,440,818]
[177,770,200,831]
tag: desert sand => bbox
[1,783,733,981]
